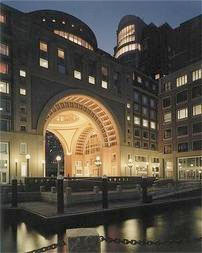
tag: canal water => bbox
[1,202,202,253]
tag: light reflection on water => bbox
[1,204,202,253]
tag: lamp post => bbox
[95,156,102,177]
[56,155,61,177]
[42,160,46,177]
[25,154,31,177]
[15,159,18,178]
[128,159,133,176]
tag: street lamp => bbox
[95,156,102,177]
[128,158,133,176]
[26,154,31,177]
[56,155,61,177]
[15,159,18,177]
[42,160,46,177]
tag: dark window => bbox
[142,95,148,106]
[164,145,172,154]
[74,54,82,71]
[88,62,96,76]
[134,91,141,103]
[143,131,148,139]
[193,122,202,134]
[0,119,9,131]
[193,140,202,150]
[20,125,26,132]
[134,141,140,148]
[151,132,156,140]
[177,126,188,136]
[150,110,156,120]
[101,65,108,81]
[143,142,148,149]
[0,99,10,113]
[163,97,171,108]
[177,90,188,103]
[178,143,188,152]
[134,103,140,112]
[142,107,148,117]
[20,106,26,114]
[192,86,202,99]
[58,64,66,74]
[151,143,156,150]
[150,98,156,108]
[163,82,171,92]
[134,128,140,137]
[164,129,172,139]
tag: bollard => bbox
[11,179,18,207]
[102,176,108,209]
[66,228,100,253]
[57,175,64,214]
[51,186,56,193]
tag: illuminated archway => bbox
[40,94,121,177]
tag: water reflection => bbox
[1,203,202,253]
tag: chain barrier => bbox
[26,240,65,253]
[26,236,202,252]
[99,236,202,246]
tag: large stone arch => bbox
[37,89,122,176]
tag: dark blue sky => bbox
[3,1,201,54]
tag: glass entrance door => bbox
[0,142,9,184]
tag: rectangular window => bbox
[151,132,156,140]
[163,97,171,108]
[0,99,10,113]
[0,43,9,56]
[20,70,26,77]
[58,64,66,74]
[164,129,172,139]
[134,128,140,137]
[164,144,172,154]
[192,69,202,81]
[177,108,188,120]
[143,142,148,149]
[127,115,130,121]
[20,143,27,154]
[134,91,141,103]
[0,142,8,154]
[57,48,64,59]
[143,119,148,127]
[150,98,155,108]
[176,75,187,87]
[164,82,171,91]
[150,110,156,120]
[101,66,108,79]
[150,121,156,129]
[151,143,156,150]
[0,63,8,74]
[193,140,202,151]
[0,119,10,131]
[74,70,81,80]
[0,81,9,94]
[0,13,6,24]
[192,86,202,99]
[143,131,148,139]
[177,90,188,104]
[178,143,188,152]
[20,125,26,132]
[88,76,95,84]
[164,112,171,122]
[134,116,140,125]
[20,106,26,114]
[134,141,140,148]
[40,58,48,68]
[155,74,160,80]
[134,103,140,112]
[142,107,148,117]
[101,80,108,89]
[40,41,48,52]
[193,104,202,116]
[20,88,26,95]
[142,95,148,106]
[177,126,188,136]
[193,122,202,134]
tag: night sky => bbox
[3,1,201,54]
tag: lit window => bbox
[0,13,6,23]
[20,88,26,95]
[134,116,140,125]
[164,112,171,122]
[193,104,202,116]
[155,74,160,80]
[101,80,108,89]
[176,75,187,87]
[40,41,48,52]
[88,76,95,84]
[127,103,130,109]
[0,81,9,94]
[115,43,141,58]
[74,70,81,80]
[20,70,26,77]
[127,115,130,121]
[118,24,135,47]
[192,69,202,81]
[137,76,142,83]
[0,62,8,74]
[40,58,48,68]
[0,43,9,56]
[52,19,56,23]
[150,121,156,129]
[143,119,148,127]
[58,48,64,59]
[164,145,172,154]
[177,108,188,120]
